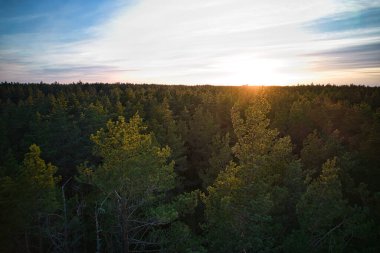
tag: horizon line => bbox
[1,81,379,87]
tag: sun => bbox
[212,55,298,85]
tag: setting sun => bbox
[1,0,379,85]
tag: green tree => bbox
[22,144,59,252]
[199,133,231,189]
[285,158,374,253]
[203,97,303,252]
[301,129,342,182]
[0,144,58,252]
[186,106,219,188]
[148,98,187,177]
[79,115,198,252]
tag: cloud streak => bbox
[308,7,380,33]
[307,42,380,70]
[1,0,379,85]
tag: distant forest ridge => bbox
[2,81,380,86]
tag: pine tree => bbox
[203,97,303,252]
[285,158,374,253]
[79,114,194,252]
[0,144,58,252]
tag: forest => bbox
[1,82,380,253]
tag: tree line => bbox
[1,82,380,252]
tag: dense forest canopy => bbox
[1,82,380,252]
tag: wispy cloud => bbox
[1,0,379,85]
[38,65,138,75]
[308,7,380,33]
[309,42,380,68]
[299,3,380,85]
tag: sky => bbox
[0,0,380,85]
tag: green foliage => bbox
[204,161,277,252]
[289,158,376,252]
[203,97,304,252]
[22,144,58,190]
[154,221,206,253]
[297,158,347,233]
[79,114,186,252]
[301,130,343,181]
[0,176,24,252]
[1,83,380,252]
[0,144,59,252]
[199,133,231,188]
[88,114,175,196]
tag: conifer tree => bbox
[285,158,374,253]
[203,97,303,252]
[79,114,198,252]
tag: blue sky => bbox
[0,0,123,38]
[0,0,379,85]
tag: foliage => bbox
[1,83,380,252]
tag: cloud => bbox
[307,42,380,70]
[307,7,380,33]
[59,0,336,85]
[39,65,137,75]
[1,0,379,85]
